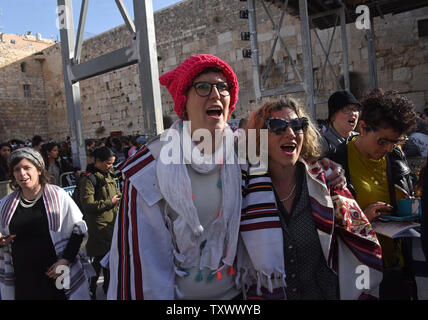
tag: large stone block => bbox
[280,25,296,37]
[258,32,273,43]
[101,113,111,121]
[393,67,412,82]
[410,68,428,91]
[182,41,200,54]
[405,91,426,111]
[218,31,233,46]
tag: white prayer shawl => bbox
[107,124,242,300]
[0,184,90,300]
[156,121,241,271]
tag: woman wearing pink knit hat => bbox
[108,54,244,300]
[107,54,345,300]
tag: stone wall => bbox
[0,34,55,141]
[311,6,428,118]
[373,8,428,111]
[42,0,305,141]
[1,1,428,142]
[0,52,49,141]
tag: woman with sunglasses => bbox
[238,98,383,300]
[321,90,361,155]
[327,89,419,300]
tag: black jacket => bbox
[327,138,414,210]
[328,139,426,299]
[422,172,428,261]
[0,158,9,182]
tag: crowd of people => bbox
[0,53,427,301]
[0,134,148,185]
[0,135,145,300]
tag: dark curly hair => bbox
[360,89,417,134]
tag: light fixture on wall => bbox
[241,32,251,41]
[239,10,249,19]
[242,49,252,58]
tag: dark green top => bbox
[79,168,121,257]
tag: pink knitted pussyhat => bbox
[159,54,239,119]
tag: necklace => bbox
[19,190,43,208]
[280,184,296,202]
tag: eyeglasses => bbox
[191,82,233,97]
[341,105,360,114]
[369,127,408,147]
[265,117,309,135]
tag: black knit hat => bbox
[328,90,361,120]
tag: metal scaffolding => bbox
[246,0,352,120]
[245,0,428,117]
[57,0,163,170]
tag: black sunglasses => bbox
[265,117,309,135]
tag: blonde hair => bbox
[246,97,322,162]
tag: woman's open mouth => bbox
[348,119,356,126]
[280,144,296,155]
[206,108,223,120]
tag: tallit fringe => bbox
[174,284,184,299]
[174,266,189,278]
[236,267,286,297]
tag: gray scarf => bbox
[8,147,45,169]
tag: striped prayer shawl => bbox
[116,180,144,300]
[119,145,154,178]
[239,159,383,299]
[1,184,61,232]
[0,184,90,300]
[238,170,286,299]
[240,173,282,232]
[113,145,156,300]
[109,136,242,300]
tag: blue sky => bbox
[0,0,181,40]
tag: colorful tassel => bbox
[195,270,203,282]
[217,177,222,189]
[227,266,234,276]
[183,269,190,277]
[216,269,222,280]
[207,271,215,282]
